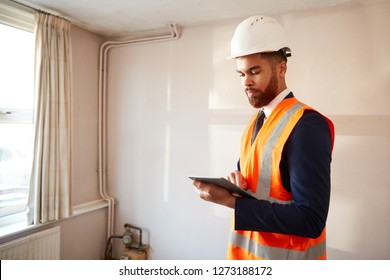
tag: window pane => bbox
[0,23,34,218]
[0,23,34,109]
[0,123,32,216]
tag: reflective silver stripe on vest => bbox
[229,230,326,260]
[255,102,305,202]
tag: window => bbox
[0,1,35,221]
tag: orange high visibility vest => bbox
[227,97,334,260]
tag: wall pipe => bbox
[98,24,180,239]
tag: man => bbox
[193,15,334,260]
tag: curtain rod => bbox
[9,0,106,36]
[9,0,70,21]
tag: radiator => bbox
[0,226,60,260]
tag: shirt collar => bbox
[262,88,291,119]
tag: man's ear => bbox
[278,61,287,78]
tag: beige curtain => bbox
[27,12,72,225]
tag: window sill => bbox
[0,199,109,239]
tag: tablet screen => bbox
[189,176,256,199]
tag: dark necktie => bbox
[251,110,265,145]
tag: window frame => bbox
[0,0,35,229]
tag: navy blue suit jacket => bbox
[235,93,333,238]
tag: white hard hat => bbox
[228,15,291,59]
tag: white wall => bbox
[107,0,390,259]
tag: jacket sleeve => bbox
[234,111,333,238]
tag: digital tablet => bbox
[189,176,256,199]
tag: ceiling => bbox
[14,0,370,38]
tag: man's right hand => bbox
[228,171,248,191]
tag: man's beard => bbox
[247,70,279,108]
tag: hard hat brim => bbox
[227,47,291,60]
